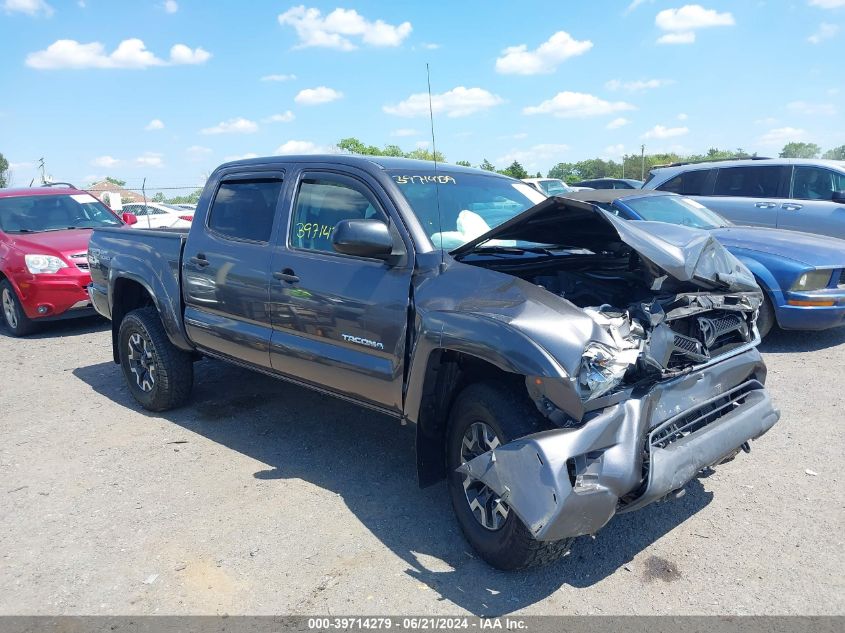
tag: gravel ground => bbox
[1,317,843,616]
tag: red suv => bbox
[0,185,136,336]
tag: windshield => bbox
[537,179,572,196]
[0,193,121,233]
[622,195,730,229]
[388,170,546,249]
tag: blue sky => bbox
[1,0,843,192]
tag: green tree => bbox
[455,160,472,167]
[779,142,821,159]
[0,152,8,188]
[337,137,381,156]
[405,147,445,162]
[479,159,496,172]
[106,176,126,187]
[499,160,529,180]
[166,189,203,205]
[152,192,165,203]
[822,145,845,160]
[381,144,405,157]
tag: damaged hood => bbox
[451,197,759,292]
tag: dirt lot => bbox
[1,316,843,616]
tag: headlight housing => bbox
[791,270,832,292]
[24,254,68,274]
[577,343,634,401]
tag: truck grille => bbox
[650,381,758,449]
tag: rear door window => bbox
[656,169,711,195]
[207,179,283,242]
[713,166,782,198]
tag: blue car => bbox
[566,190,845,337]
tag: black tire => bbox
[446,380,574,570]
[1,279,37,336]
[118,306,193,411]
[757,292,776,339]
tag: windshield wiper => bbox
[455,245,558,259]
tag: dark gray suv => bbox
[642,158,845,239]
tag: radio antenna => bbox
[426,63,446,271]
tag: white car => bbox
[121,202,193,229]
[521,178,593,196]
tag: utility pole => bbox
[38,157,46,184]
[640,145,646,181]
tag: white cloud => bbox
[788,101,837,116]
[677,113,688,120]
[163,0,178,13]
[390,128,418,137]
[421,42,440,50]
[755,116,779,125]
[759,127,807,146]
[263,111,295,123]
[2,0,53,17]
[496,143,569,169]
[495,31,593,75]
[523,91,635,118]
[278,6,412,50]
[92,155,120,168]
[294,86,343,105]
[260,73,296,82]
[625,0,654,13]
[607,117,631,129]
[169,44,211,64]
[809,0,845,8]
[200,117,258,135]
[186,145,212,160]
[603,144,627,158]
[224,152,259,162]
[275,140,332,155]
[605,78,673,92]
[384,86,503,118]
[642,124,689,139]
[136,152,164,168]
[9,161,34,170]
[26,38,211,69]
[808,23,840,43]
[655,5,734,44]
[657,31,697,44]
[145,118,165,131]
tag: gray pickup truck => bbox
[88,155,780,569]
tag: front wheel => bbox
[446,381,574,570]
[757,292,776,339]
[118,306,193,411]
[1,280,37,336]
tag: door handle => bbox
[755,202,777,209]
[273,268,300,283]
[782,203,803,211]
[189,253,209,267]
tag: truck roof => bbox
[216,154,494,176]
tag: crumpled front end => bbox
[458,348,780,542]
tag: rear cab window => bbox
[207,179,283,242]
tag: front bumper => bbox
[10,270,93,320]
[459,348,780,542]
[777,290,845,331]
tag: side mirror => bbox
[122,212,138,226]
[832,190,845,203]
[332,219,394,259]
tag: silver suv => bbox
[642,158,845,239]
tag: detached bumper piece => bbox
[458,349,780,542]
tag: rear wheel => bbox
[118,306,193,411]
[446,380,574,570]
[1,280,37,337]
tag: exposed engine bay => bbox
[461,242,761,400]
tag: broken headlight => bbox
[577,342,635,401]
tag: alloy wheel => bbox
[2,289,18,330]
[127,332,156,392]
[460,421,509,531]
